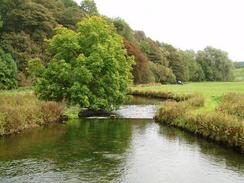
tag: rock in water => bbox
[78,109,111,118]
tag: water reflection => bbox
[0,119,133,183]
[0,96,243,183]
[158,125,244,175]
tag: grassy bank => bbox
[0,90,64,136]
[130,82,244,152]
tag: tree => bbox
[135,31,168,66]
[124,39,152,84]
[60,6,85,29]
[0,48,17,89]
[196,46,234,81]
[149,62,176,84]
[0,31,41,73]
[0,15,2,29]
[181,50,205,81]
[35,17,133,111]
[0,0,86,80]
[161,43,188,81]
[80,0,99,16]
[112,18,135,42]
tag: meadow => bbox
[131,81,244,112]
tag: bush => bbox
[0,48,17,90]
[0,93,64,135]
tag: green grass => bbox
[234,68,244,81]
[131,82,244,112]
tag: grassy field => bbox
[131,82,244,112]
[234,68,244,81]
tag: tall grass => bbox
[154,93,244,153]
[129,88,192,101]
[0,93,64,135]
[217,93,244,119]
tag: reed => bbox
[0,93,64,136]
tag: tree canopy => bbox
[0,0,235,89]
[196,46,234,81]
[35,17,133,111]
[80,0,99,16]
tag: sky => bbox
[75,0,244,61]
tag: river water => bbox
[0,96,243,183]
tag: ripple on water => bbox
[115,105,157,119]
[0,96,243,183]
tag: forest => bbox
[0,0,235,91]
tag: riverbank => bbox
[130,82,244,153]
[0,89,64,136]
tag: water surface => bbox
[0,96,243,183]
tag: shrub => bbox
[217,93,244,119]
[0,93,64,135]
[186,113,244,152]
[155,101,186,123]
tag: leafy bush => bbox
[0,48,17,90]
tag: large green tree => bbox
[35,17,133,111]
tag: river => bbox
[0,96,243,183]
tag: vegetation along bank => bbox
[0,0,243,152]
[130,82,244,153]
[0,89,64,136]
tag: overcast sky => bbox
[75,0,244,61]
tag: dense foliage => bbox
[0,0,85,81]
[0,0,235,90]
[35,17,133,111]
[196,47,234,81]
[0,48,17,90]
